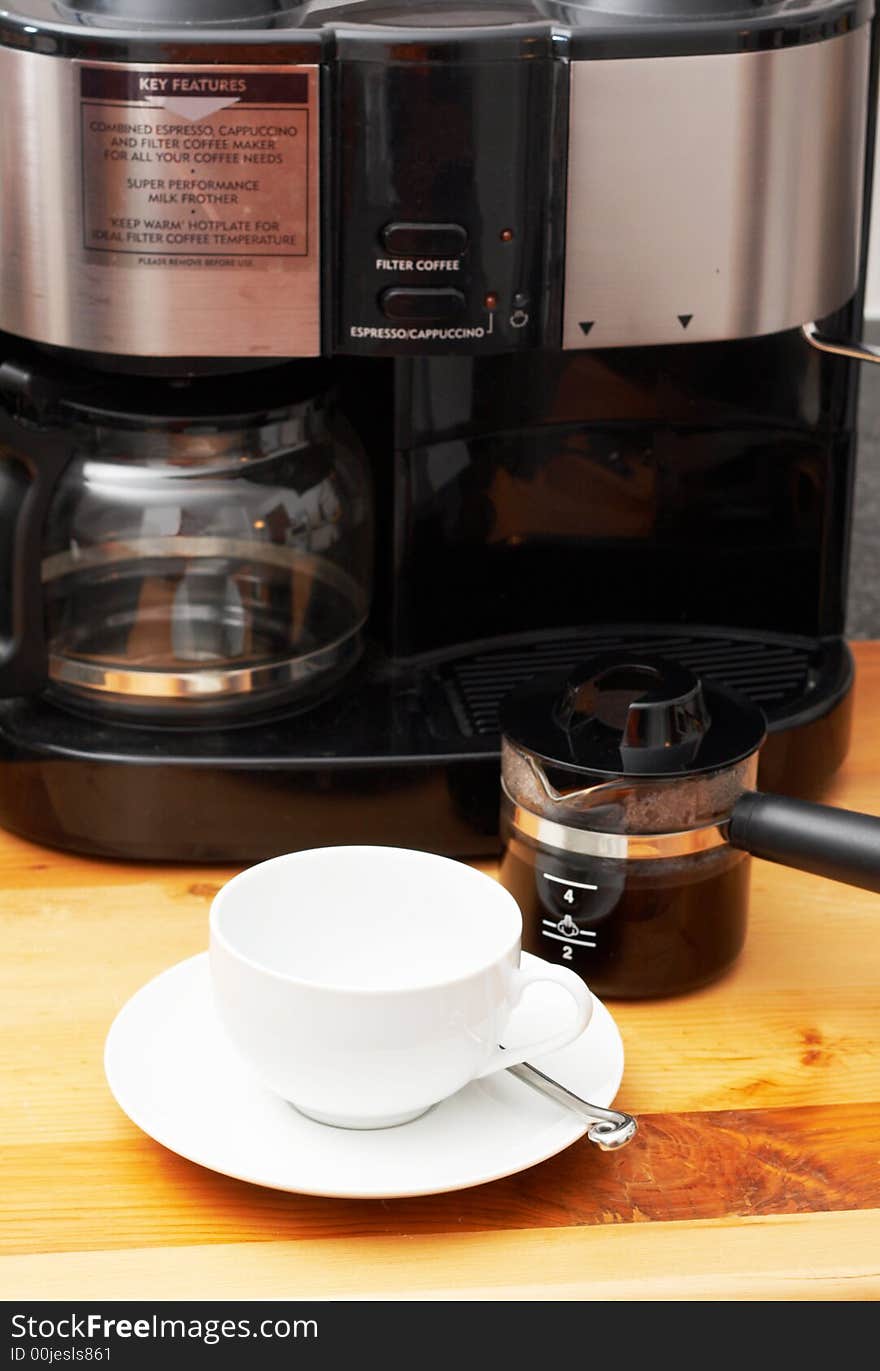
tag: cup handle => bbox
[475,959,593,1079]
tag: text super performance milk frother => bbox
[500,656,880,998]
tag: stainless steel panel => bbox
[563,28,871,349]
[0,51,320,358]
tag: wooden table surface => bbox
[3,646,880,1302]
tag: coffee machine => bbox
[0,0,877,861]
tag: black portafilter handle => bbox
[729,792,880,894]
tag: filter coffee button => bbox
[380,288,466,321]
[381,223,468,259]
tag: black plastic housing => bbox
[329,32,566,355]
[0,0,875,860]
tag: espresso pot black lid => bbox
[500,655,766,779]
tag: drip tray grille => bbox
[435,627,841,740]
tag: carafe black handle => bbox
[729,791,880,894]
[0,405,74,697]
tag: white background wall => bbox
[865,135,880,316]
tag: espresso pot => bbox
[499,656,880,998]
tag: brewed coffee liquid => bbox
[500,835,750,998]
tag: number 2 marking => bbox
[562,945,573,961]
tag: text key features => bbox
[80,67,312,261]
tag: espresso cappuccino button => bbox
[380,288,465,322]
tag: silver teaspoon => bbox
[507,1061,638,1150]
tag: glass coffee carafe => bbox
[37,367,372,719]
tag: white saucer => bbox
[105,951,625,1199]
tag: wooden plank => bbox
[4,1101,879,1257]
[4,1209,879,1301]
[2,641,880,1296]
[0,824,239,890]
[4,870,879,1151]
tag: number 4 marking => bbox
[563,888,574,904]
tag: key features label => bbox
[80,67,311,263]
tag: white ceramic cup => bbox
[209,845,593,1129]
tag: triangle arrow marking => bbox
[579,321,595,337]
[678,314,693,330]
[144,95,241,121]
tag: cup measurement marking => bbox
[542,873,598,891]
[542,922,598,962]
[540,880,598,963]
[539,872,599,962]
[542,925,597,944]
